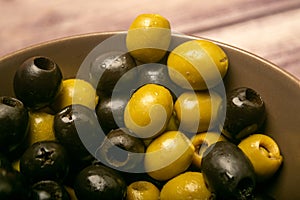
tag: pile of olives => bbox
[0,13,283,200]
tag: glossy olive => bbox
[96,93,129,134]
[127,181,160,200]
[54,104,104,163]
[74,164,127,200]
[32,180,70,200]
[0,168,32,200]
[13,56,63,109]
[20,141,70,184]
[96,128,145,171]
[174,91,223,133]
[167,39,228,90]
[137,63,183,100]
[126,14,171,63]
[124,84,173,139]
[238,134,283,182]
[201,141,256,199]
[90,51,137,95]
[144,131,194,181]
[222,87,266,142]
[0,96,29,155]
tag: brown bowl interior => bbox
[0,31,300,199]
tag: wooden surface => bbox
[1,0,300,79]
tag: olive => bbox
[137,63,184,100]
[0,96,29,155]
[19,141,70,184]
[167,39,228,90]
[74,164,127,200]
[201,141,256,199]
[0,168,32,200]
[126,181,160,200]
[96,128,145,171]
[96,92,129,134]
[222,87,266,142]
[124,84,173,139]
[238,134,283,182]
[126,14,171,63]
[191,132,226,169]
[54,104,104,163]
[51,78,98,113]
[174,91,223,133]
[160,172,212,200]
[89,51,137,95]
[144,131,194,181]
[32,180,70,200]
[13,56,63,109]
[28,111,56,145]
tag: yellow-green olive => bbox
[144,131,194,181]
[238,134,283,182]
[160,172,212,200]
[167,39,228,90]
[174,91,223,133]
[191,132,226,169]
[124,84,173,139]
[126,14,171,63]
[51,78,98,112]
[126,181,160,200]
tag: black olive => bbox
[13,56,63,110]
[96,93,130,134]
[74,164,127,200]
[222,87,266,142]
[137,63,184,100]
[89,51,137,95]
[20,141,70,184]
[32,180,70,200]
[201,141,256,199]
[0,96,29,155]
[96,128,145,171]
[0,168,32,200]
[54,104,105,163]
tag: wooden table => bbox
[1,0,300,80]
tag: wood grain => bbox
[1,0,299,79]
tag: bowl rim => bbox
[1,30,299,86]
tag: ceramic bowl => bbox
[0,32,299,199]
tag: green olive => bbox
[124,84,173,139]
[191,132,226,169]
[144,130,194,181]
[126,14,171,63]
[174,91,223,133]
[51,78,98,112]
[126,181,160,200]
[160,172,212,200]
[238,134,283,182]
[167,39,228,90]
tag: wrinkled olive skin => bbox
[90,51,137,95]
[13,56,63,110]
[74,164,127,200]
[54,104,104,163]
[0,168,32,200]
[32,180,70,200]
[0,96,29,155]
[201,141,256,199]
[96,93,129,134]
[20,141,70,184]
[96,128,145,171]
[222,87,266,142]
